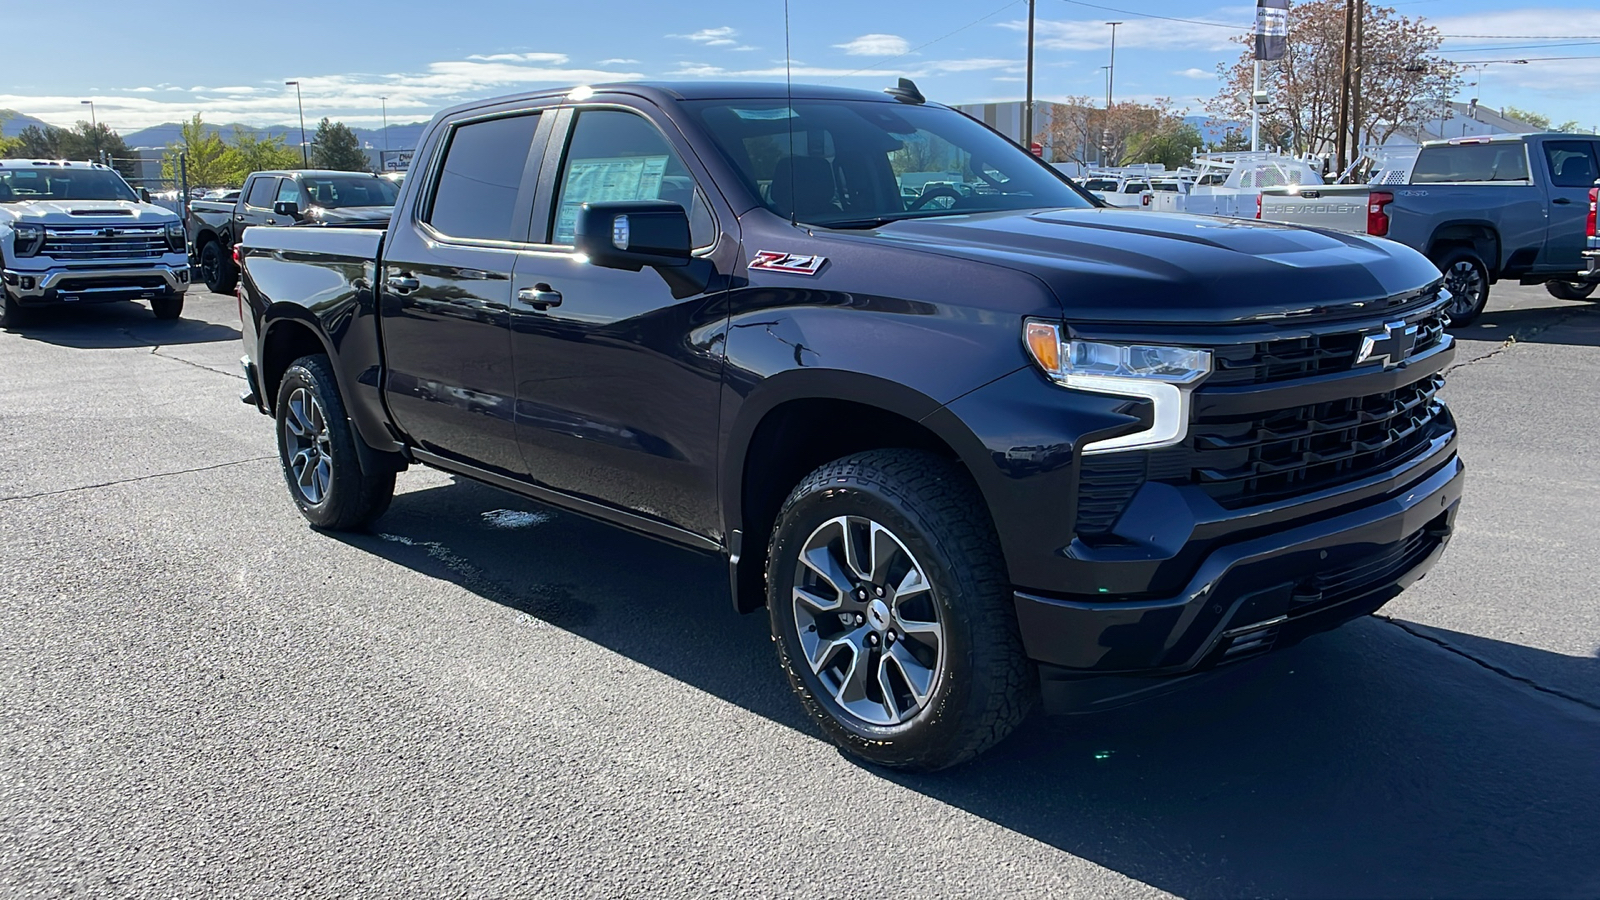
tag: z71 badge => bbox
[749,250,827,276]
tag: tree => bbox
[0,111,18,157]
[1033,97,1194,166]
[1125,124,1204,169]
[1502,107,1581,132]
[223,127,302,183]
[1206,128,1252,153]
[161,114,232,188]
[1211,0,1459,155]
[1,121,134,178]
[309,118,370,172]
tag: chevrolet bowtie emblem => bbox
[1356,320,1419,369]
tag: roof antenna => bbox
[784,0,798,227]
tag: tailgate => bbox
[1259,185,1371,233]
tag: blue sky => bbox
[4,0,1598,134]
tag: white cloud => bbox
[671,26,740,47]
[834,34,911,57]
[467,52,569,64]
[1432,8,1600,40]
[1175,67,1217,80]
[671,57,1015,80]
[598,58,639,65]
[1005,14,1244,52]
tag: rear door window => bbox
[1412,143,1530,183]
[245,177,278,208]
[1543,141,1599,188]
[425,113,541,242]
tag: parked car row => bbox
[1259,133,1600,324]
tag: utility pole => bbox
[80,100,99,164]
[286,80,308,166]
[1023,0,1035,151]
[380,96,390,154]
[1335,0,1354,174]
[1351,0,1364,168]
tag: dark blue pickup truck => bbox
[236,81,1465,770]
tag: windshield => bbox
[1082,179,1118,191]
[684,98,1093,227]
[0,168,138,203]
[299,175,399,209]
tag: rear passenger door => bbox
[1540,140,1600,273]
[379,106,552,477]
[239,176,282,229]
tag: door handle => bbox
[386,275,420,293]
[1552,197,1574,205]
[235,214,246,221]
[516,284,563,311]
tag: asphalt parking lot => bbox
[2,286,1598,898]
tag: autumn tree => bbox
[161,114,233,188]
[1034,97,1195,166]
[309,118,370,172]
[1211,0,1458,155]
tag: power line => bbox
[831,0,1027,80]
[1447,40,1600,52]
[1055,0,1245,30]
[1441,33,1600,38]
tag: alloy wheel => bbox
[791,515,945,726]
[1443,261,1483,319]
[283,387,333,504]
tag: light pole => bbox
[80,100,99,164]
[286,80,308,166]
[1466,59,1528,120]
[1099,65,1112,165]
[1105,22,1122,110]
[380,96,390,155]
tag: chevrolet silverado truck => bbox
[1260,133,1600,325]
[188,169,398,294]
[1,159,191,328]
[237,82,1465,770]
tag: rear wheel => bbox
[151,296,184,320]
[199,240,237,295]
[274,354,394,530]
[1546,280,1597,301]
[0,286,26,331]
[766,449,1034,771]
[1436,249,1490,326]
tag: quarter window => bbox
[426,113,541,242]
[551,109,714,248]
[1543,141,1598,188]
[246,177,279,208]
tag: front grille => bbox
[1071,307,1453,536]
[1181,373,1447,508]
[41,226,169,262]
[54,274,169,293]
[1207,311,1446,387]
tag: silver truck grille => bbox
[40,226,169,262]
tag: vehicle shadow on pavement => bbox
[10,301,240,348]
[1453,301,1600,348]
[340,476,1600,900]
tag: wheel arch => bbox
[723,370,998,614]
[1426,222,1502,279]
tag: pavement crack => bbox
[1443,305,1598,376]
[1379,616,1600,713]
[148,345,244,379]
[0,456,275,504]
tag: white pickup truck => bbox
[1,159,192,329]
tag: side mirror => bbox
[138,188,152,203]
[273,200,301,220]
[575,201,690,271]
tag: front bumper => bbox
[1020,450,1463,708]
[3,264,190,304]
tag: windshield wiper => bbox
[815,216,905,230]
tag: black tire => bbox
[0,286,26,331]
[274,354,394,530]
[1434,248,1490,326]
[766,449,1034,771]
[199,240,237,295]
[151,296,184,320]
[1546,280,1597,301]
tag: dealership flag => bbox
[1255,0,1289,60]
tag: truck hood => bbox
[865,208,1442,325]
[0,199,179,226]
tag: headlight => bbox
[165,221,185,251]
[12,223,45,257]
[1024,320,1211,454]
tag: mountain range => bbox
[2,111,428,151]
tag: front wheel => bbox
[1546,280,1597,301]
[151,296,183,320]
[766,449,1034,771]
[0,286,26,331]
[274,354,394,530]
[1436,249,1490,326]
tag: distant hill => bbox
[120,121,430,151]
[0,110,53,137]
